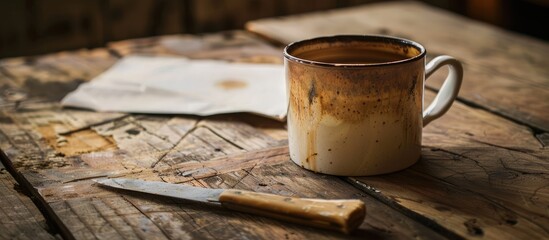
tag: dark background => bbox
[1,0,547,58]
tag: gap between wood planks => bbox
[344,177,465,240]
[0,151,69,239]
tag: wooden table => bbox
[0,2,547,239]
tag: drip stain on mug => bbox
[308,81,316,105]
[288,61,422,123]
[286,36,423,175]
[306,127,318,171]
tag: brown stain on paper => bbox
[216,79,247,90]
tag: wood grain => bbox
[246,1,549,132]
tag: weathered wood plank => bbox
[246,1,549,132]
[198,116,282,151]
[0,159,56,239]
[152,145,289,184]
[231,113,288,141]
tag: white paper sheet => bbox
[61,56,288,120]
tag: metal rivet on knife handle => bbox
[218,189,366,234]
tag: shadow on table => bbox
[350,145,547,238]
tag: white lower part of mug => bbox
[288,113,421,176]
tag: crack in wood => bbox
[198,124,246,151]
[529,184,549,205]
[535,133,549,148]
[192,131,229,155]
[497,158,548,176]
[345,177,464,240]
[155,146,288,183]
[428,147,492,182]
[470,139,535,154]
[127,117,172,143]
[150,122,200,169]
[173,170,220,185]
[62,174,109,184]
[194,179,209,188]
[59,114,130,136]
[230,164,258,189]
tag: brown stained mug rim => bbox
[284,35,426,68]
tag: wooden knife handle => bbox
[218,189,366,234]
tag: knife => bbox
[94,178,366,234]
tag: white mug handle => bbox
[423,55,463,126]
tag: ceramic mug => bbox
[284,35,463,176]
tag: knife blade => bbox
[95,178,366,234]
